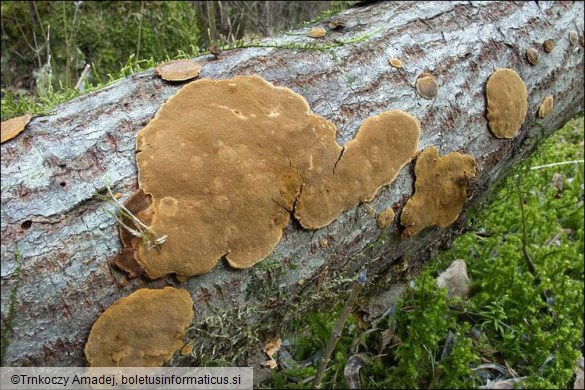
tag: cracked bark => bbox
[1,1,583,367]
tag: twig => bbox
[74,64,91,91]
[313,270,367,389]
[530,160,584,170]
[515,176,537,277]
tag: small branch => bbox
[515,176,537,278]
[313,270,367,389]
[530,160,584,170]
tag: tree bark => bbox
[1,1,583,367]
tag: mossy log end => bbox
[1,1,583,367]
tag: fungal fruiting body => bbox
[124,75,420,279]
[377,207,395,229]
[400,147,476,237]
[389,58,404,68]
[308,27,327,38]
[538,96,554,118]
[1,114,31,143]
[155,59,202,81]
[84,287,193,367]
[543,39,554,53]
[485,68,528,138]
[416,72,438,99]
[526,48,539,65]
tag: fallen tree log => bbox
[1,1,583,367]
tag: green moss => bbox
[265,116,584,388]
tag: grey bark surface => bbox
[1,1,583,367]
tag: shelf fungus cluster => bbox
[486,68,527,138]
[400,147,476,238]
[84,287,194,367]
[116,75,421,279]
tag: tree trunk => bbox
[1,1,583,367]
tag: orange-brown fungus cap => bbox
[400,147,476,237]
[308,27,327,38]
[377,207,395,229]
[526,48,539,65]
[84,287,193,367]
[133,75,420,279]
[155,59,202,81]
[486,68,527,139]
[543,39,554,53]
[416,72,438,99]
[1,114,31,143]
[538,95,554,118]
[389,58,404,68]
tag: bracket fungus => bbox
[155,59,202,82]
[543,39,555,53]
[1,114,31,143]
[388,58,404,69]
[376,207,395,229]
[400,147,476,238]
[538,95,554,118]
[308,27,327,38]
[526,48,540,65]
[84,287,194,367]
[485,68,528,139]
[123,75,420,279]
[415,72,438,100]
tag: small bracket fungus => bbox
[127,75,420,279]
[155,59,202,82]
[415,72,438,100]
[526,48,540,65]
[308,27,327,38]
[208,45,222,59]
[568,30,578,46]
[376,207,395,229]
[538,95,554,118]
[436,259,471,298]
[388,58,404,69]
[400,147,476,237]
[84,287,194,367]
[1,114,31,143]
[543,39,555,53]
[485,68,528,138]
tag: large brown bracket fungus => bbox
[120,75,420,279]
[84,287,194,367]
[485,68,528,139]
[400,147,476,238]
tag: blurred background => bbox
[1,1,338,99]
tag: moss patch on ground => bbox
[267,116,584,389]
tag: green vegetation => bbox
[268,116,584,388]
[1,1,344,121]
